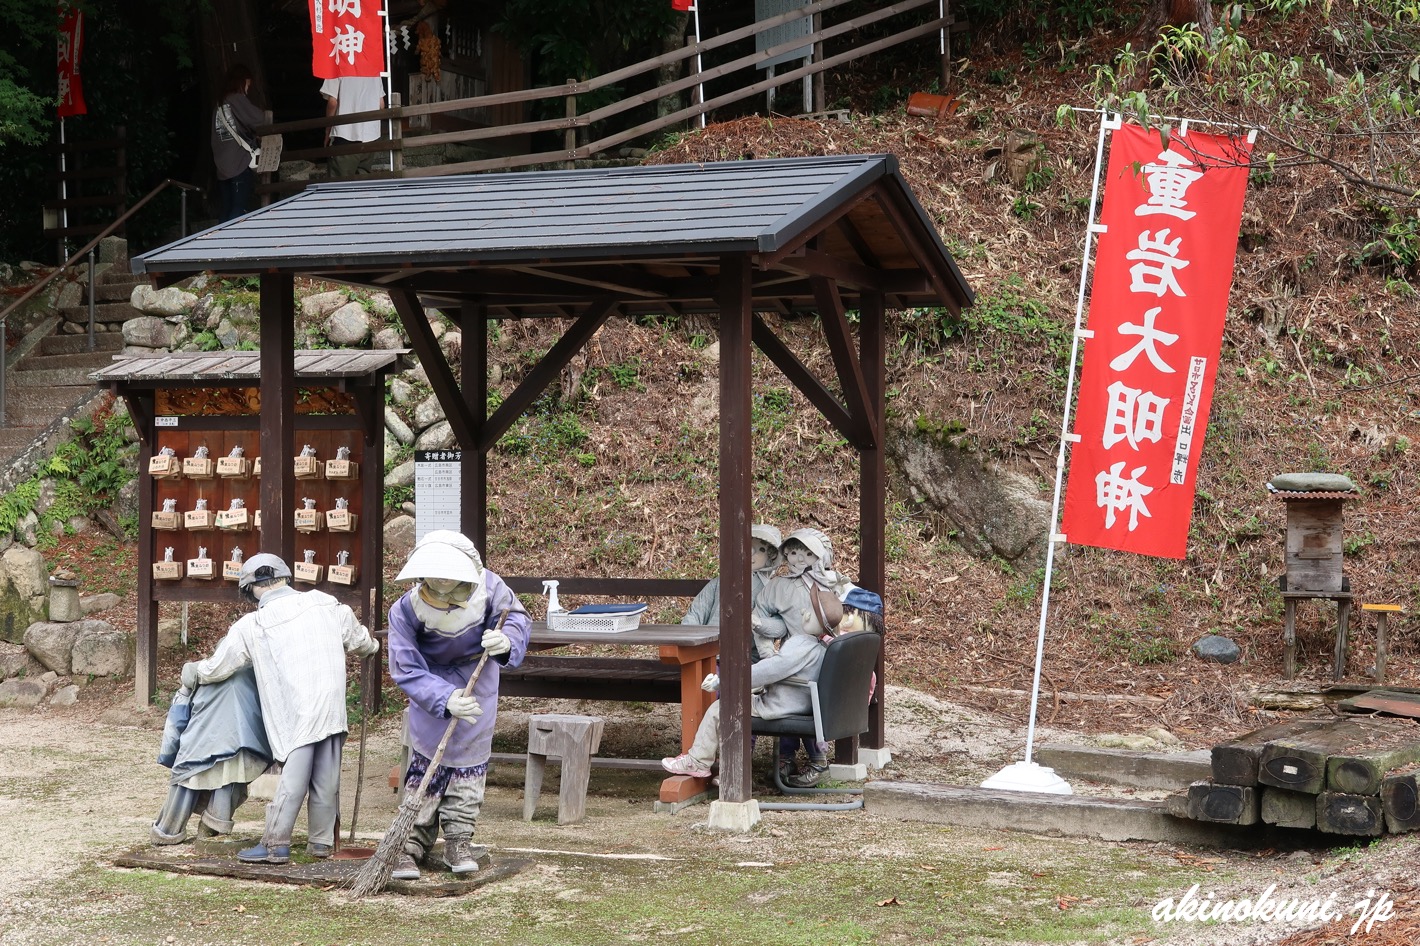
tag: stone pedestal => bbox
[48,576,81,623]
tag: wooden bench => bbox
[498,655,682,703]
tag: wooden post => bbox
[389,92,404,174]
[860,290,887,751]
[717,253,753,804]
[259,272,296,569]
[1361,603,1401,684]
[134,402,157,704]
[462,303,489,557]
[565,80,577,170]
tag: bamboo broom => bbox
[349,608,508,898]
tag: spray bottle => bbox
[542,579,565,618]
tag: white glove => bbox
[180,662,200,690]
[480,627,511,656]
[701,673,719,692]
[355,637,380,658]
[446,693,483,721]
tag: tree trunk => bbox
[1132,0,1217,43]
[658,13,691,122]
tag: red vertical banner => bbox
[1060,122,1253,560]
[56,4,86,117]
[310,0,385,79]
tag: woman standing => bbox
[211,64,265,222]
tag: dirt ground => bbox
[1,680,1416,946]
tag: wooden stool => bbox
[1282,591,1352,681]
[523,714,604,825]
[1361,604,1402,684]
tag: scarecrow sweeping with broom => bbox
[351,531,529,895]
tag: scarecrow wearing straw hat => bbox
[385,531,530,880]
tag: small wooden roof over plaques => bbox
[89,350,409,386]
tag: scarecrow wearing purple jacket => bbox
[386,530,530,880]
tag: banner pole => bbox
[693,2,705,129]
[382,0,393,173]
[982,108,1115,794]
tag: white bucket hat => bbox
[751,524,782,549]
[783,527,832,566]
[396,530,485,583]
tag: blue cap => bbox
[843,587,882,615]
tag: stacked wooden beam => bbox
[1166,716,1420,836]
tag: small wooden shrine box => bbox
[1269,472,1359,595]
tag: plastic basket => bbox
[546,604,646,633]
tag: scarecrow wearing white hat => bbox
[386,530,530,880]
[180,553,379,865]
[750,527,849,659]
[680,523,783,627]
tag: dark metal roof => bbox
[90,349,409,384]
[132,155,973,317]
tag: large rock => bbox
[385,408,414,445]
[413,394,445,429]
[301,290,348,319]
[1192,635,1241,664]
[325,301,372,346]
[388,378,416,406]
[0,547,49,644]
[22,620,89,674]
[415,420,455,450]
[384,515,417,559]
[0,678,47,709]
[0,641,41,678]
[122,315,189,350]
[372,326,406,350]
[80,593,123,616]
[130,284,198,317]
[386,459,415,487]
[440,331,462,364]
[71,623,133,677]
[888,422,1050,562]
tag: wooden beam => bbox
[389,289,480,453]
[259,271,296,569]
[750,314,855,442]
[717,253,754,806]
[781,248,891,292]
[836,215,881,269]
[502,265,671,300]
[482,299,617,451]
[812,275,875,450]
[871,187,969,314]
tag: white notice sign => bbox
[414,450,462,542]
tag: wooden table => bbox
[501,623,720,804]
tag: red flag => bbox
[672,0,695,10]
[309,0,385,79]
[56,4,86,117]
[1060,122,1252,559]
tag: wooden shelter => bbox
[131,155,974,804]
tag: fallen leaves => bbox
[877,896,902,907]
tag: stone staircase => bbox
[0,250,141,480]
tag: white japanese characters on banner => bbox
[1060,122,1252,560]
[309,0,385,79]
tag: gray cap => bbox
[751,524,782,549]
[237,552,291,589]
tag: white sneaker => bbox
[660,753,712,778]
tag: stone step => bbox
[38,332,125,356]
[17,351,120,373]
[92,278,144,303]
[7,366,104,388]
[58,302,143,325]
[3,388,89,428]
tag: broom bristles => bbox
[347,798,420,898]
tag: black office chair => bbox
[750,631,881,811]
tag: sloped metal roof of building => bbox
[89,349,408,384]
[132,155,973,318]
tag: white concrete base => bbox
[706,799,761,832]
[980,760,1073,795]
[829,762,867,782]
[859,746,892,770]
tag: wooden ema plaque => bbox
[216,456,250,478]
[252,457,262,477]
[148,455,181,478]
[324,458,357,480]
[182,457,215,479]
[184,508,216,531]
[326,508,356,532]
[186,557,215,580]
[294,508,324,532]
[222,560,243,581]
[293,561,324,584]
[151,511,181,531]
[216,507,250,530]
[328,563,357,585]
[294,455,323,479]
[153,560,183,580]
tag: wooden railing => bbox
[257,0,955,198]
